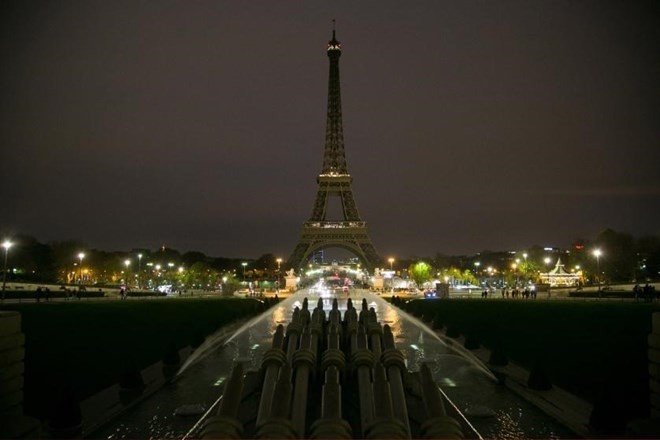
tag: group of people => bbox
[633,283,657,301]
[497,287,537,299]
[35,286,51,302]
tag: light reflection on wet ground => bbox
[93,289,575,439]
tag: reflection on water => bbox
[93,289,575,439]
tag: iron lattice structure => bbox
[287,29,381,271]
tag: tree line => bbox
[3,228,659,288]
[396,228,660,286]
[2,235,283,289]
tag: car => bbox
[424,290,437,298]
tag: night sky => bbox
[1,1,659,260]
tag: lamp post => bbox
[137,253,143,289]
[511,262,518,288]
[124,259,131,286]
[276,258,282,291]
[241,262,247,283]
[77,252,85,284]
[593,249,602,289]
[2,240,13,296]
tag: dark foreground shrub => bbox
[445,326,461,338]
[488,349,508,367]
[464,335,480,350]
[119,362,144,390]
[47,385,82,436]
[527,362,552,391]
[163,341,180,366]
[432,314,443,330]
[190,330,205,349]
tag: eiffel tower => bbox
[287,27,381,271]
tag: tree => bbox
[9,235,57,282]
[50,239,88,283]
[179,262,220,290]
[254,254,276,273]
[182,251,208,267]
[409,261,432,288]
[638,235,660,281]
[592,229,636,282]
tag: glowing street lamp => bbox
[387,257,395,291]
[124,259,131,284]
[593,249,602,287]
[241,262,248,282]
[77,252,85,284]
[137,253,143,289]
[2,240,13,295]
[276,258,282,291]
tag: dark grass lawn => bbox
[404,299,659,425]
[1,297,266,420]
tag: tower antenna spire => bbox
[332,18,336,38]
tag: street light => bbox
[593,249,602,288]
[137,253,143,289]
[78,252,85,284]
[2,240,13,295]
[241,262,247,282]
[388,257,395,292]
[276,258,282,291]
[124,259,131,285]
